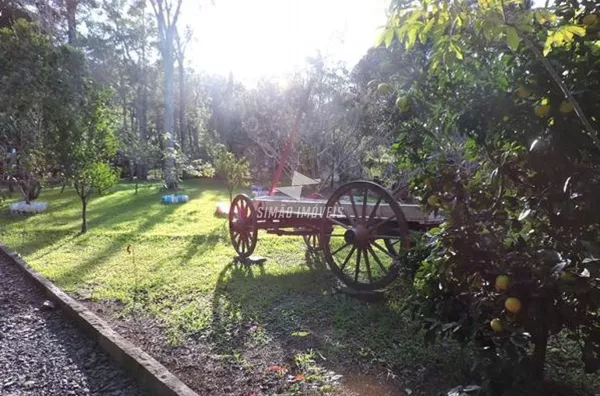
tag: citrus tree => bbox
[214,146,250,202]
[377,0,600,392]
[68,88,119,234]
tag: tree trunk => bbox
[178,57,186,154]
[137,4,149,181]
[65,0,77,45]
[81,197,87,234]
[163,26,178,190]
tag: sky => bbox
[182,0,389,86]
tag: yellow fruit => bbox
[534,104,551,118]
[516,86,531,99]
[583,14,598,26]
[490,318,503,332]
[560,272,576,283]
[495,275,510,291]
[505,297,522,314]
[427,195,441,207]
[559,101,574,114]
[396,96,410,112]
[377,83,392,95]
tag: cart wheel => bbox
[229,194,258,258]
[303,233,321,252]
[320,181,409,291]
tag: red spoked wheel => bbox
[320,181,410,291]
[303,233,321,252]
[229,194,258,258]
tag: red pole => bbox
[268,80,314,196]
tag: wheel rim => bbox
[303,233,321,252]
[320,181,409,291]
[229,194,257,258]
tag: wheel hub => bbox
[344,224,370,249]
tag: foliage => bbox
[0,19,83,203]
[214,146,250,202]
[379,0,600,393]
[70,88,119,233]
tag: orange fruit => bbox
[583,14,598,26]
[377,83,392,95]
[505,297,522,313]
[516,86,531,99]
[559,101,574,114]
[495,275,510,291]
[396,96,410,112]
[534,105,550,118]
[490,318,503,332]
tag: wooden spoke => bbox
[331,242,350,256]
[363,249,373,283]
[371,235,403,240]
[354,248,361,282]
[367,196,382,223]
[338,245,356,272]
[368,214,397,233]
[348,193,360,222]
[367,245,388,273]
[371,240,396,259]
[338,205,355,226]
[329,217,350,229]
[362,188,368,219]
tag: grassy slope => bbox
[0,180,467,392]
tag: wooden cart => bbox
[228,180,441,291]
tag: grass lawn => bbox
[1,180,595,395]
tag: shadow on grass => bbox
[51,198,186,288]
[180,222,229,266]
[207,253,469,392]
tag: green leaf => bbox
[563,25,586,37]
[375,28,387,47]
[506,27,520,51]
[450,42,463,60]
[291,331,310,337]
[384,28,395,48]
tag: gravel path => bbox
[0,254,145,396]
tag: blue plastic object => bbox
[162,194,189,204]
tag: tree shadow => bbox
[50,198,185,288]
[207,253,470,393]
[179,221,229,266]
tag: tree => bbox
[0,19,83,203]
[150,0,183,190]
[214,147,250,203]
[69,88,119,233]
[379,0,600,392]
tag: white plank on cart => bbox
[253,196,441,225]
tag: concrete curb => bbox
[0,243,199,396]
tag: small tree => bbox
[69,88,119,233]
[214,147,250,202]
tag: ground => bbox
[0,180,597,396]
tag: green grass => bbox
[0,180,466,392]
